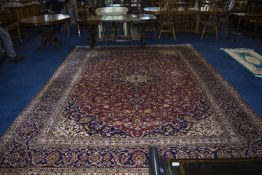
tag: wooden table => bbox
[20,14,70,48]
[0,9,11,24]
[143,7,227,34]
[3,2,43,20]
[77,14,156,48]
[0,8,23,41]
[231,12,262,29]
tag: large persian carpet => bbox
[1,45,262,174]
[221,48,262,77]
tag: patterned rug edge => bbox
[0,47,86,146]
[1,45,262,174]
[190,46,262,126]
[0,167,149,175]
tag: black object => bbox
[181,159,262,175]
[148,146,262,175]
[149,146,161,175]
[149,146,178,175]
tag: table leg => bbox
[195,14,200,34]
[66,21,70,37]
[123,22,128,37]
[112,22,117,40]
[38,26,60,49]
[88,24,97,48]
[77,22,81,37]
[139,23,146,47]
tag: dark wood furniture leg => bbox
[88,24,97,48]
[38,25,60,49]
[139,23,146,47]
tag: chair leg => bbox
[159,26,163,39]
[98,25,103,39]
[77,23,81,37]
[17,24,22,42]
[172,26,176,40]
[154,25,157,38]
[201,26,206,40]
[123,22,128,37]
[154,22,158,38]
[66,22,70,38]
[130,24,134,39]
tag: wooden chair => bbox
[232,0,248,12]
[174,0,195,33]
[4,22,22,42]
[0,11,22,42]
[245,4,262,35]
[158,0,177,40]
[76,1,91,36]
[200,0,234,40]
[200,0,220,40]
[248,19,262,34]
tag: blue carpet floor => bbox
[0,28,261,136]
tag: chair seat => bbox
[200,19,219,40]
[3,22,22,41]
[200,20,218,27]
[158,21,175,26]
[248,19,262,25]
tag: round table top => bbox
[129,14,157,21]
[143,7,160,15]
[77,14,157,24]
[20,14,70,26]
[95,7,129,16]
